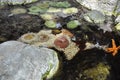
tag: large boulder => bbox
[0,0,38,5]
[76,0,119,16]
[0,41,59,80]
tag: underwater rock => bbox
[76,0,118,16]
[0,41,59,80]
[10,7,27,15]
[0,0,38,5]
[115,23,120,31]
[83,10,105,23]
[115,15,120,23]
[49,1,71,8]
[80,63,110,80]
[67,20,80,29]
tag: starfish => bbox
[106,39,120,56]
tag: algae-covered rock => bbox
[0,0,38,5]
[82,63,110,80]
[115,23,120,31]
[84,10,105,23]
[76,0,119,16]
[0,41,59,80]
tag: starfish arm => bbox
[112,50,118,56]
[106,48,114,52]
[112,39,117,48]
[117,46,120,49]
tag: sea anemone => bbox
[40,13,56,20]
[47,7,61,13]
[63,7,78,14]
[67,20,80,29]
[61,29,74,38]
[19,33,38,44]
[45,20,56,28]
[33,30,56,47]
[54,35,69,48]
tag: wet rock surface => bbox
[0,41,59,80]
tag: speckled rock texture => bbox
[76,0,119,16]
[0,0,38,5]
[0,41,59,80]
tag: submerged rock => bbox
[81,63,110,80]
[83,10,105,23]
[76,0,119,16]
[0,0,38,5]
[0,41,59,80]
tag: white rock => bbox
[0,41,59,80]
[76,0,119,16]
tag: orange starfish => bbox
[106,39,120,56]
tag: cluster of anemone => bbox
[18,29,79,60]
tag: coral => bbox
[67,20,80,29]
[11,8,27,15]
[45,20,56,28]
[18,33,38,44]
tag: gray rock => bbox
[76,0,119,16]
[0,0,38,5]
[0,41,59,80]
[116,15,120,23]
[83,10,105,23]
